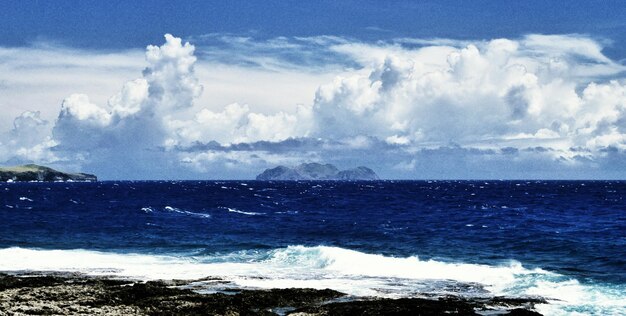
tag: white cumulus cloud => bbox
[1,33,626,179]
[0,111,56,164]
[310,35,626,159]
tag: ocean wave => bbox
[226,208,265,216]
[164,206,212,219]
[264,246,540,287]
[140,206,211,219]
[0,246,623,314]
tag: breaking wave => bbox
[0,246,623,314]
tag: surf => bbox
[0,246,623,314]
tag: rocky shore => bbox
[0,273,544,315]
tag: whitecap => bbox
[141,207,154,213]
[164,206,211,219]
[226,208,265,216]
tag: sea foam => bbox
[0,246,623,314]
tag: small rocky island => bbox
[0,164,97,182]
[257,163,379,180]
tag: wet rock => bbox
[0,274,543,316]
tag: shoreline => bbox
[0,272,544,315]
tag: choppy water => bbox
[1,181,624,315]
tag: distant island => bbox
[0,164,97,182]
[256,163,379,180]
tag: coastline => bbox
[0,272,543,315]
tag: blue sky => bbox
[3,1,626,56]
[1,1,626,179]
[0,0,626,50]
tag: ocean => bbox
[0,180,624,315]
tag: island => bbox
[256,163,379,180]
[0,164,97,182]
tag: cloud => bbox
[166,102,311,146]
[144,34,203,111]
[0,111,56,164]
[310,36,626,157]
[172,137,626,179]
[189,33,354,71]
[0,44,145,131]
[1,33,626,179]
[45,34,204,178]
[0,37,337,132]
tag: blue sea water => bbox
[0,180,624,314]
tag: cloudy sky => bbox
[1,1,626,179]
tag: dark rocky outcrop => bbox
[0,273,545,315]
[0,164,97,182]
[292,297,545,316]
[257,163,379,180]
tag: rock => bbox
[291,296,546,316]
[0,164,97,182]
[0,274,345,315]
[336,166,379,180]
[507,308,544,316]
[291,297,478,315]
[294,163,339,180]
[0,274,544,316]
[256,166,304,180]
[256,163,379,181]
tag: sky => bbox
[1,1,626,179]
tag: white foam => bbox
[226,208,265,216]
[266,246,539,288]
[528,279,626,315]
[0,246,623,314]
[163,206,211,219]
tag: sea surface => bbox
[0,180,624,315]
